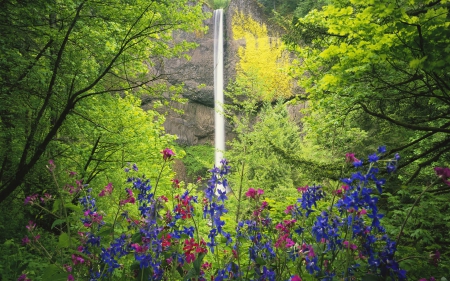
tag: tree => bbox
[0,0,207,203]
[231,11,293,103]
[288,0,450,183]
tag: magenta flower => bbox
[131,243,149,254]
[430,250,440,266]
[171,178,180,188]
[24,194,38,205]
[290,275,302,281]
[22,236,30,245]
[47,159,56,172]
[26,221,36,231]
[71,254,85,265]
[245,188,257,198]
[297,185,308,193]
[64,264,72,272]
[17,274,31,281]
[434,167,450,185]
[161,148,175,161]
[98,182,113,197]
[345,153,359,163]
[284,205,294,214]
[434,167,450,179]
[67,274,74,281]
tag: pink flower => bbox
[24,194,38,205]
[284,205,294,214]
[67,274,74,281]
[245,188,257,198]
[172,179,180,188]
[64,264,72,272]
[290,275,302,281]
[257,189,264,195]
[430,250,440,266]
[22,236,30,245]
[120,188,136,205]
[26,221,36,231]
[434,167,450,179]
[161,148,175,161]
[47,159,56,172]
[343,240,357,250]
[434,167,450,186]
[345,153,359,163]
[285,237,295,248]
[297,186,308,193]
[131,243,148,254]
[202,261,212,270]
[71,254,85,265]
[98,182,113,197]
[17,274,31,281]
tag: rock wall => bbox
[142,0,303,147]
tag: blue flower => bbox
[135,253,152,268]
[305,256,320,274]
[100,248,120,273]
[375,178,386,194]
[378,146,387,154]
[217,189,228,202]
[353,159,363,167]
[368,153,379,163]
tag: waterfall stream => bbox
[214,9,225,167]
[213,9,229,192]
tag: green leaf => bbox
[65,203,81,212]
[183,268,197,281]
[131,232,142,243]
[51,219,66,229]
[362,274,384,281]
[57,232,70,248]
[193,253,205,274]
[255,256,266,266]
[52,199,61,213]
[41,264,68,281]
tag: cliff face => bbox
[141,0,301,146]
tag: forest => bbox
[0,0,449,280]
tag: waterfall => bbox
[214,9,225,168]
[213,9,229,192]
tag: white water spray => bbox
[213,9,229,192]
[214,9,225,168]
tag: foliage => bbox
[0,92,178,243]
[181,144,215,179]
[11,147,450,280]
[288,0,450,183]
[231,11,293,103]
[204,0,230,9]
[227,103,305,191]
[0,0,207,204]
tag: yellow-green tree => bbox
[231,11,293,102]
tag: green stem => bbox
[32,203,60,218]
[235,161,245,223]
[51,170,71,247]
[153,161,167,199]
[396,181,435,248]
